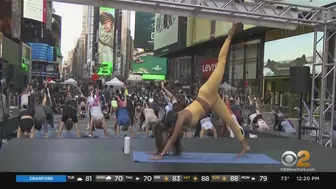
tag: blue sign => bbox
[32,72,60,76]
[16,175,66,183]
[28,43,54,63]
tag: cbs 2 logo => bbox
[281,150,310,167]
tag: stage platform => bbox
[0,138,335,172]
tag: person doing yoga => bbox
[88,93,109,138]
[58,93,81,138]
[150,23,250,160]
[140,99,159,138]
[199,116,218,138]
[115,92,133,136]
[17,91,36,138]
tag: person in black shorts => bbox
[17,92,36,138]
[57,95,81,138]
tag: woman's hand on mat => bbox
[149,155,163,160]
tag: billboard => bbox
[22,42,31,72]
[0,0,22,40]
[52,14,62,57]
[186,18,233,47]
[28,43,54,63]
[154,14,178,50]
[263,32,323,76]
[23,0,46,23]
[98,7,115,76]
[132,53,167,75]
[134,12,155,50]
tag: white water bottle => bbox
[123,136,131,154]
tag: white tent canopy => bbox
[220,82,236,91]
[105,77,124,87]
[64,78,77,86]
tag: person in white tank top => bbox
[199,117,218,138]
[88,102,108,138]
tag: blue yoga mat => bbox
[133,151,280,165]
[34,131,51,138]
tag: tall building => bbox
[21,0,60,86]
[82,6,89,34]
[67,50,74,78]
[69,6,90,80]
[86,6,95,75]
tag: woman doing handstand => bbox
[150,23,250,160]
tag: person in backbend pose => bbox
[150,23,250,160]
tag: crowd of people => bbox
[14,23,281,157]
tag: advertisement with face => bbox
[263,32,323,76]
[98,7,115,75]
[154,14,178,51]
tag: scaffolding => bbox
[52,0,336,146]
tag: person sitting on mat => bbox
[17,91,36,138]
[88,94,109,138]
[140,99,159,138]
[199,115,218,138]
[58,93,80,138]
[149,23,250,160]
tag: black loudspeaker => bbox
[290,66,310,94]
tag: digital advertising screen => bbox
[28,43,54,62]
[98,7,115,75]
[98,62,113,76]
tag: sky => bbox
[53,2,83,61]
[264,32,323,62]
[282,0,335,6]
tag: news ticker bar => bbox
[16,175,268,183]
[13,174,328,183]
